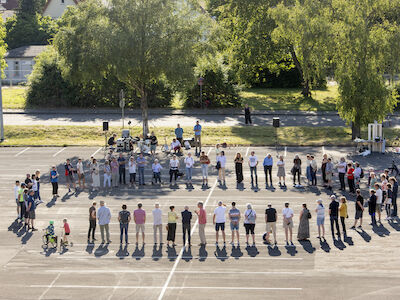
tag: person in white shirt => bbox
[169,155,179,185]
[184,152,195,185]
[353,162,362,188]
[248,151,258,188]
[213,201,227,244]
[171,138,181,154]
[31,174,38,201]
[310,156,318,186]
[315,199,325,240]
[152,159,163,185]
[152,203,163,244]
[336,157,347,190]
[282,202,294,245]
[216,151,227,186]
[14,181,20,218]
[76,158,86,190]
[128,156,137,186]
[277,155,286,187]
[374,183,383,223]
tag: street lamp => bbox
[198,77,204,109]
[119,89,125,129]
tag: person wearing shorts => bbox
[213,201,226,244]
[26,190,37,231]
[65,159,76,192]
[265,203,277,245]
[315,199,325,240]
[282,202,294,245]
[244,203,256,244]
[229,202,240,245]
[134,203,146,244]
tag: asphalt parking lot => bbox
[1,146,400,300]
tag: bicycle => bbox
[42,229,57,249]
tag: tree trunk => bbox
[290,46,311,98]
[140,89,149,137]
[351,121,361,140]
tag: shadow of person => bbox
[372,223,390,237]
[152,244,163,261]
[319,238,331,252]
[94,243,109,257]
[245,244,259,257]
[21,231,32,244]
[132,244,145,260]
[267,245,281,256]
[8,219,22,234]
[231,245,243,259]
[88,189,99,200]
[199,244,208,262]
[59,246,69,255]
[356,228,371,242]
[333,238,346,250]
[298,240,316,254]
[343,234,354,246]
[182,246,193,262]
[285,244,298,256]
[61,192,72,203]
[116,244,130,259]
[166,245,177,261]
[214,245,228,261]
[43,246,57,257]
[85,242,94,254]
[46,196,57,208]
[388,219,400,231]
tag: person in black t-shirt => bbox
[264,204,277,245]
[149,132,158,155]
[108,133,117,147]
[329,195,340,238]
[369,190,377,225]
[118,204,131,244]
[351,189,364,229]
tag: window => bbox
[61,0,65,3]
[14,61,20,78]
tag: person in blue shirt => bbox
[50,166,59,197]
[118,153,126,185]
[174,124,184,145]
[136,154,147,185]
[263,154,273,187]
[194,121,202,156]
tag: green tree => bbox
[55,0,208,135]
[270,0,332,97]
[332,0,400,138]
[5,0,58,49]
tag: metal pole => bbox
[122,105,124,129]
[200,85,203,109]
[0,79,4,142]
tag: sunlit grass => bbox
[2,86,27,109]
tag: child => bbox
[46,220,55,243]
[62,219,70,246]
[385,183,393,220]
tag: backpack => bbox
[360,168,364,178]
[120,211,129,224]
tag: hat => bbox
[316,199,322,203]
[49,220,54,225]
[267,203,272,206]
[330,195,336,200]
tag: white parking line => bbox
[14,147,30,157]
[91,147,103,157]
[31,285,302,291]
[52,148,66,157]
[38,273,60,300]
[284,146,287,157]
[245,147,250,157]
[44,270,303,275]
[207,147,212,156]
[322,146,325,154]
[158,180,217,300]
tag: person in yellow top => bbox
[339,197,348,236]
[167,206,178,246]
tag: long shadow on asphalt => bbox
[356,228,371,242]
[285,245,298,256]
[214,245,228,261]
[267,245,282,256]
[152,244,163,261]
[94,243,109,257]
[299,240,316,254]
[319,238,331,252]
[333,238,346,250]
[132,244,145,260]
[199,245,208,262]
[116,244,129,259]
[388,219,400,231]
[372,223,391,237]
[86,242,95,254]
[166,245,177,261]
[245,244,259,257]
[182,246,193,262]
[231,245,244,259]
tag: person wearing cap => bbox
[315,199,325,240]
[152,159,163,185]
[213,201,226,245]
[265,203,277,245]
[282,202,294,245]
[50,166,59,197]
[45,220,55,243]
[329,195,340,239]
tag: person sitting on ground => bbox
[108,133,117,148]
[171,138,182,154]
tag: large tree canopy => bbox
[55,0,209,135]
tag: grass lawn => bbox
[2,86,27,109]
[240,85,338,111]
[3,125,399,147]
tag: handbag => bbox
[165,224,169,231]
[307,212,312,219]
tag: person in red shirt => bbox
[195,201,207,245]
[62,218,71,246]
[347,163,355,193]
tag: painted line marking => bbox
[52,148,66,157]
[38,272,60,300]
[322,146,325,154]
[245,147,250,157]
[31,285,302,291]
[15,147,30,157]
[44,270,303,275]
[206,147,212,156]
[158,180,217,300]
[91,147,103,157]
[284,146,287,157]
